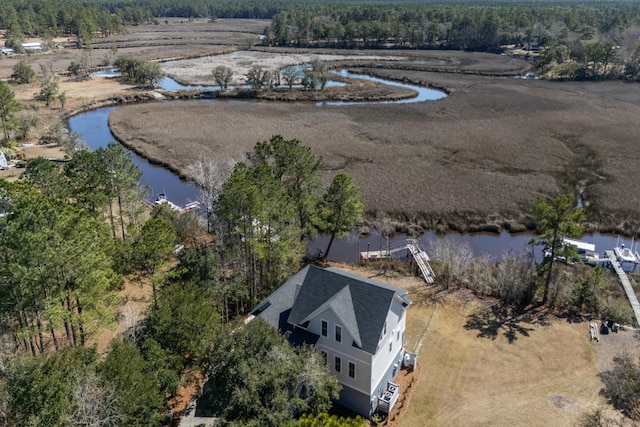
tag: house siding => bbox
[337,383,375,417]
[370,296,407,395]
[252,265,412,419]
[372,346,405,401]
[314,307,373,400]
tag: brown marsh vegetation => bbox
[110,60,640,234]
[2,16,638,234]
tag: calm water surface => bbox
[307,230,635,263]
[67,107,200,204]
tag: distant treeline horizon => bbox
[2,0,640,36]
[2,0,640,79]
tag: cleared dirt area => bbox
[0,18,268,78]
[336,264,635,427]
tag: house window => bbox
[384,321,387,335]
[335,356,341,373]
[335,325,342,343]
[321,351,327,364]
[349,362,356,379]
[397,330,400,341]
[389,341,393,353]
[321,320,327,337]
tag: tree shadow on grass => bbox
[464,304,550,344]
[409,284,452,307]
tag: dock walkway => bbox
[407,239,436,284]
[606,250,640,327]
[359,239,436,284]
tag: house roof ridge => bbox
[327,286,362,348]
[322,266,409,296]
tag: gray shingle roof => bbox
[253,265,410,355]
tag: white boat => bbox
[0,152,8,170]
[561,237,608,265]
[183,201,200,212]
[614,244,638,264]
[154,193,200,213]
[544,237,596,263]
[155,193,180,211]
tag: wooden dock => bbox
[359,239,436,284]
[407,239,436,284]
[359,245,407,260]
[606,250,640,327]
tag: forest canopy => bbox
[3,0,640,81]
[2,0,640,39]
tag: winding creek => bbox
[70,62,627,263]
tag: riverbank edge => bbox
[62,78,640,238]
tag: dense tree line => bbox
[3,1,640,81]
[0,142,149,356]
[0,1,131,43]
[3,1,640,50]
[263,2,640,50]
[263,2,640,81]
[100,0,287,20]
[0,181,119,355]
[0,133,365,426]
[215,135,363,313]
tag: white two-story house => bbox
[249,265,413,417]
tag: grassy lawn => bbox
[403,292,603,426]
[336,264,619,427]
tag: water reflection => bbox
[307,230,537,263]
[319,70,446,106]
[92,68,121,76]
[307,230,636,264]
[158,76,228,91]
[67,107,200,205]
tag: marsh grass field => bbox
[109,63,640,233]
[7,18,638,232]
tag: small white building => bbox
[1,47,15,56]
[22,42,42,51]
[251,265,414,418]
